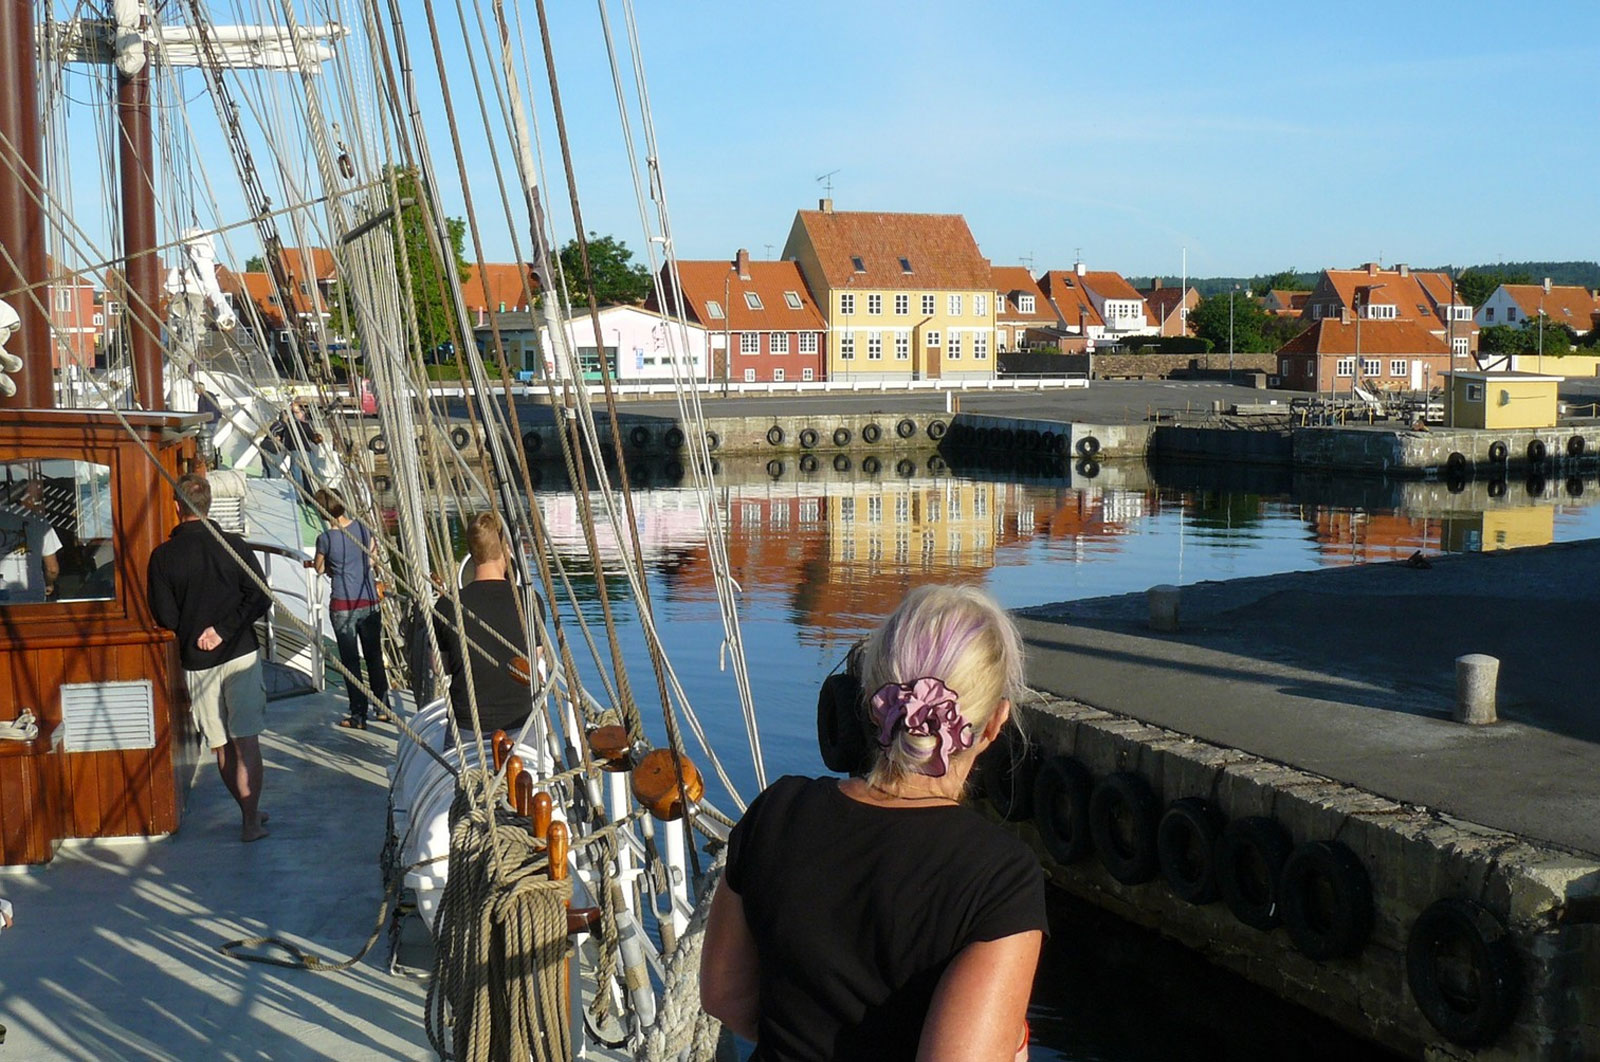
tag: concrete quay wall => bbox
[1009,695,1600,1062]
[1293,427,1600,477]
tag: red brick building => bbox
[654,250,827,383]
[1275,314,1452,394]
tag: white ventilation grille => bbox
[210,496,246,533]
[60,680,156,752]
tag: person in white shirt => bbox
[0,480,60,603]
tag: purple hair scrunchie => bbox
[869,676,972,778]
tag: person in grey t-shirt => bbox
[312,489,388,728]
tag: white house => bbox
[538,305,709,384]
[1475,282,1600,334]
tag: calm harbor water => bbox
[526,453,1599,1061]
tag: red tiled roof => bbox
[1499,284,1600,327]
[217,268,285,328]
[1310,267,1468,328]
[277,246,336,282]
[991,266,1051,322]
[1037,271,1105,329]
[1140,284,1194,321]
[661,255,825,332]
[1275,317,1449,356]
[786,210,991,291]
[461,263,537,313]
[1079,270,1146,304]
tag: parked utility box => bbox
[1446,371,1561,430]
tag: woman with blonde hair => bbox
[702,584,1045,1061]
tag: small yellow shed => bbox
[1446,371,1562,430]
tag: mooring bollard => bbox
[1454,654,1499,725]
[1147,584,1180,632]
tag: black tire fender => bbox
[799,427,820,449]
[895,418,917,439]
[1446,451,1468,475]
[832,426,852,447]
[1075,458,1101,479]
[927,454,948,475]
[1526,474,1546,498]
[1281,840,1374,960]
[1032,756,1093,865]
[1527,438,1547,463]
[927,420,948,441]
[1077,435,1101,457]
[663,459,684,481]
[1407,898,1521,1047]
[449,425,471,450]
[1487,478,1507,499]
[663,426,685,450]
[998,428,1016,449]
[816,670,869,775]
[766,425,786,447]
[1041,431,1057,453]
[368,433,388,454]
[1487,440,1508,463]
[895,458,916,478]
[1089,772,1160,885]
[1215,816,1294,930]
[1567,435,1585,458]
[629,425,651,449]
[766,459,784,479]
[1567,476,1584,498]
[798,453,819,474]
[861,422,882,444]
[1052,433,1069,455]
[522,429,543,453]
[981,729,1037,822]
[705,431,720,452]
[832,454,852,473]
[1158,797,1225,905]
[861,455,882,475]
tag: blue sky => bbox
[434,0,1596,281]
[44,0,1599,284]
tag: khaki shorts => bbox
[186,651,267,749]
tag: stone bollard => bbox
[1454,654,1499,725]
[1147,584,1180,632]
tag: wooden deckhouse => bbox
[0,0,202,863]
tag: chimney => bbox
[819,198,833,213]
[735,248,751,280]
[1341,307,1352,325]
[1398,264,1409,278]
[1366,262,1379,276]
[1152,277,1163,290]
[1075,261,1086,278]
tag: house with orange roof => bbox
[652,249,827,383]
[218,268,291,353]
[991,266,1055,352]
[1261,289,1309,317]
[41,258,106,369]
[1138,278,1199,337]
[781,201,996,382]
[1038,263,1156,345]
[1475,282,1599,342]
[461,262,538,325]
[1274,312,1452,394]
[1301,263,1477,359]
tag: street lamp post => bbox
[1228,283,1239,377]
[1538,277,1550,372]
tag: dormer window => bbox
[851,256,866,273]
[706,300,724,319]
[744,292,763,310]
[899,257,913,274]
[1365,303,1397,321]
[784,291,802,310]
[1019,295,1035,313]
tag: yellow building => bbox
[1446,371,1561,429]
[1442,507,1555,552]
[782,202,996,382]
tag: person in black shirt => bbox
[702,585,1046,1061]
[147,473,274,842]
[433,512,541,736]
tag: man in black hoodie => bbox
[148,473,273,841]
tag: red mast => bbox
[0,0,54,409]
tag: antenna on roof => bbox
[1021,251,1034,271]
[764,244,774,259]
[816,169,839,197]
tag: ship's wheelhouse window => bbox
[0,460,115,605]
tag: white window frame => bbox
[1019,294,1035,313]
[894,294,909,315]
[770,332,790,354]
[973,331,989,360]
[840,293,855,315]
[1335,358,1355,377]
[948,294,963,316]
[1365,303,1397,321]
[925,330,940,348]
[706,300,724,320]
[1390,359,1407,377]
[1452,337,1469,356]
[1451,305,1472,321]
[744,292,763,310]
[784,291,802,310]
[799,332,818,354]
[867,294,882,315]
[948,331,962,358]
[867,331,883,360]
[974,293,988,317]
[997,295,1007,314]
[894,331,909,360]
[840,333,855,359]
[774,367,785,382]
[740,332,760,355]
[1361,358,1381,377]
[802,367,814,381]
[743,368,756,382]
[921,294,936,315]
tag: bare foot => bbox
[242,824,270,843]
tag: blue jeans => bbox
[331,604,387,721]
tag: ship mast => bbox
[0,0,52,408]
[114,0,162,409]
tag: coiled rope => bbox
[425,771,572,1062]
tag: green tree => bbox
[1454,269,1531,309]
[244,254,266,272]
[1479,321,1575,357]
[1257,268,1304,293]
[390,170,470,357]
[1187,291,1276,353]
[558,232,651,307]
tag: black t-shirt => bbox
[147,520,272,671]
[726,775,1048,1062]
[433,579,535,734]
